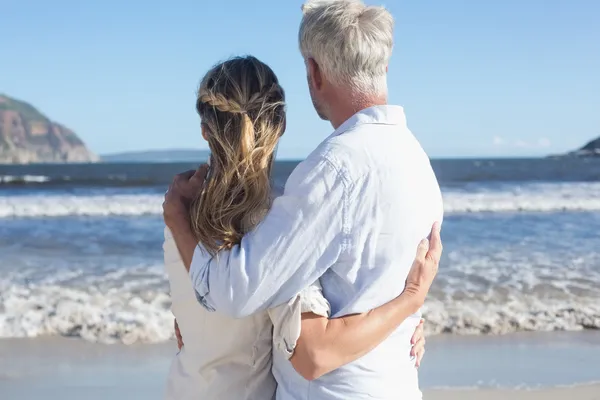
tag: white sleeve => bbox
[163,226,191,303]
[267,280,331,359]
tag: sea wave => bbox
[1,279,598,344]
[0,174,159,187]
[0,175,51,184]
[0,282,173,344]
[0,194,161,218]
[443,182,600,213]
[2,182,600,218]
[423,298,600,335]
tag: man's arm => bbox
[294,300,416,380]
[166,155,348,317]
[290,224,441,380]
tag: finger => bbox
[176,170,196,181]
[427,221,442,260]
[411,336,425,358]
[411,319,425,344]
[187,167,209,193]
[416,347,426,368]
[164,184,172,198]
[174,321,184,349]
[174,319,181,338]
[188,171,208,193]
[191,164,209,183]
[415,238,430,262]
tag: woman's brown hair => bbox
[190,56,286,255]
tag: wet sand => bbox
[1,332,599,399]
[427,385,600,400]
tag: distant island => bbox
[102,149,210,163]
[0,94,98,164]
[551,136,600,158]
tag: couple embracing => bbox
[162,1,444,399]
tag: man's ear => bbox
[307,58,323,91]
[386,65,389,73]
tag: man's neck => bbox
[328,95,387,130]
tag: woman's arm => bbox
[290,222,442,380]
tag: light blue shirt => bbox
[189,105,444,400]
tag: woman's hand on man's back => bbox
[402,222,442,310]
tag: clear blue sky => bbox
[2,0,599,159]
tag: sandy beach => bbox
[427,385,600,400]
[1,331,599,399]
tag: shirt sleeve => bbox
[163,227,178,264]
[268,280,331,359]
[188,154,348,317]
[164,226,212,306]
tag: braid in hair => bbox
[190,56,286,255]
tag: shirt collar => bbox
[328,105,407,140]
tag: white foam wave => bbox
[0,280,598,344]
[0,175,50,184]
[0,194,161,218]
[0,282,173,344]
[2,182,600,218]
[444,182,600,213]
[423,297,600,335]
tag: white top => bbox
[163,227,330,400]
[189,105,444,400]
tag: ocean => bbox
[1,158,600,344]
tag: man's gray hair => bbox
[299,0,394,96]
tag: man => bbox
[164,1,443,399]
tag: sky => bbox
[1,0,599,159]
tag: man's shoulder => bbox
[287,137,364,189]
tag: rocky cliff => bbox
[0,94,99,164]
[576,136,600,157]
[548,136,600,158]
[557,137,600,158]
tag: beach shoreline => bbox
[1,331,599,399]
[426,384,600,400]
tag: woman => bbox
[164,56,441,399]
